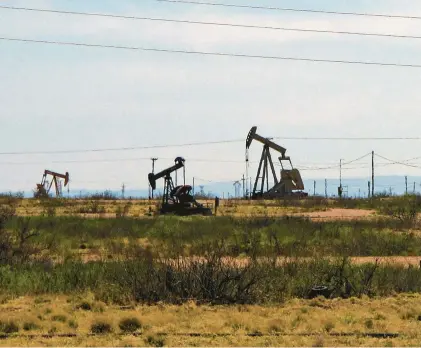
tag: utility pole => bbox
[368,181,371,198]
[338,159,344,198]
[405,176,408,195]
[241,174,246,198]
[122,183,125,199]
[325,179,327,198]
[313,180,316,196]
[151,158,158,199]
[372,151,374,198]
[339,159,343,188]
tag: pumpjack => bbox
[246,126,307,199]
[148,157,212,216]
[35,170,69,198]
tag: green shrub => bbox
[119,317,142,333]
[323,321,335,332]
[78,301,92,311]
[68,319,78,329]
[23,321,40,331]
[364,319,374,329]
[51,314,67,323]
[146,334,165,347]
[91,321,112,334]
[0,320,19,334]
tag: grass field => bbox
[1,194,421,346]
[1,294,421,346]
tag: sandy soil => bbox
[77,252,421,267]
[293,208,377,221]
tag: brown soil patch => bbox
[76,253,421,268]
[351,256,421,267]
[293,208,377,221]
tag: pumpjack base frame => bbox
[160,203,213,216]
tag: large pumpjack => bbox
[148,157,212,216]
[35,170,69,198]
[246,126,307,199]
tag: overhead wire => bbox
[0,157,248,165]
[0,138,243,156]
[155,0,421,20]
[375,153,421,169]
[295,152,372,171]
[272,136,421,140]
[2,37,421,69]
[2,5,421,40]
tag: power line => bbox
[2,5,421,40]
[289,153,372,171]
[2,135,421,156]
[2,37,421,69]
[300,165,369,171]
[0,138,243,156]
[0,157,247,165]
[343,152,372,165]
[375,153,421,169]
[273,136,421,140]
[155,0,421,20]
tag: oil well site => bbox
[3,1,421,347]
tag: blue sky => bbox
[2,0,421,193]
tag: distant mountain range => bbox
[4,175,420,199]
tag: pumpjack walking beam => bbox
[246,126,290,198]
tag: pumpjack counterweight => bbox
[246,126,307,199]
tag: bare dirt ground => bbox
[293,208,377,221]
[350,256,421,267]
[77,252,421,268]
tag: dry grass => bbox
[0,294,420,346]
[12,198,376,220]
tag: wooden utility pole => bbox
[122,183,125,199]
[339,159,343,189]
[368,181,371,198]
[325,179,327,198]
[371,151,374,198]
[241,174,246,198]
[405,176,408,195]
[313,180,316,196]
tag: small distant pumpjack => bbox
[246,126,307,199]
[35,170,69,198]
[148,157,212,216]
